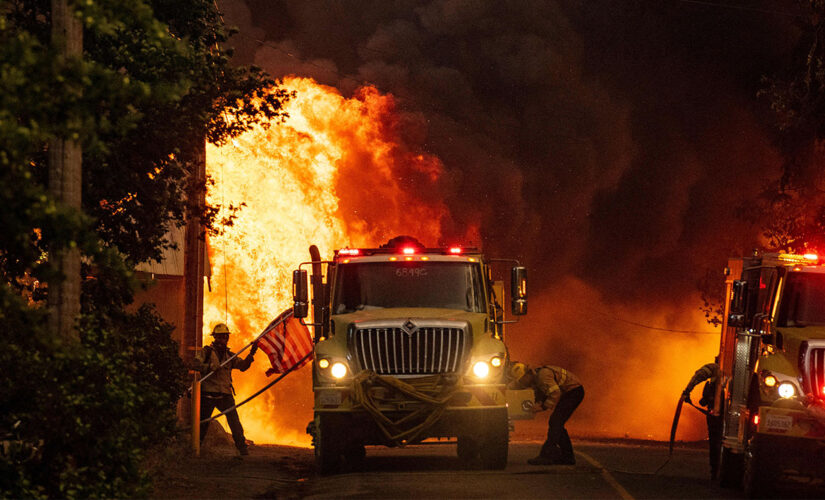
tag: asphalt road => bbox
[302,440,745,499]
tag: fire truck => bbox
[716,251,825,495]
[291,236,533,474]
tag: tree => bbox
[759,0,825,253]
[0,0,292,496]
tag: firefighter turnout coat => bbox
[531,366,583,413]
[193,344,254,395]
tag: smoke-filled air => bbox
[204,0,795,444]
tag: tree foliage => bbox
[0,0,292,496]
[758,0,825,253]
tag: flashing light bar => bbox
[778,252,819,264]
[402,247,416,255]
[449,247,462,254]
[339,248,360,256]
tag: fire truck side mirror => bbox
[511,266,527,315]
[728,280,748,328]
[730,280,748,314]
[293,269,309,319]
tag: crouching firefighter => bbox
[193,323,258,456]
[509,363,584,465]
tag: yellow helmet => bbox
[211,323,231,335]
[509,362,527,381]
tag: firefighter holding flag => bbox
[193,323,258,456]
[193,309,313,456]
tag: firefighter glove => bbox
[682,390,691,404]
[250,341,259,356]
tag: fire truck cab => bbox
[292,236,531,474]
[716,251,825,496]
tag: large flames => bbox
[203,76,717,447]
[203,77,454,445]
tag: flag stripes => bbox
[256,308,313,376]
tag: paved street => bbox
[303,441,744,499]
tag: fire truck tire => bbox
[315,414,342,475]
[718,446,742,488]
[479,411,509,470]
[457,436,479,462]
[743,436,774,498]
[342,442,366,471]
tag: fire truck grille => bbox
[808,348,825,399]
[351,325,469,375]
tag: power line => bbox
[589,308,720,334]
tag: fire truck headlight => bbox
[318,358,330,369]
[778,382,796,399]
[490,356,503,368]
[331,362,348,379]
[473,361,490,378]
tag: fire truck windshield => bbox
[777,272,825,327]
[333,261,486,313]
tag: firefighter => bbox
[682,358,722,479]
[509,362,584,465]
[193,323,258,455]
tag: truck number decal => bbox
[395,268,428,278]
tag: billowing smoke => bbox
[216,0,794,441]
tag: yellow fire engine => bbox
[291,236,533,474]
[716,251,825,496]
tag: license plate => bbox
[764,414,793,433]
[318,391,342,405]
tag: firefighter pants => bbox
[707,412,723,477]
[200,392,247,451]
[540,386,585,462]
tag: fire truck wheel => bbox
[479,411,509,470]
[457,436,479,462]
[718,447,743,488]
[342,442,366,471]
[743,436,774,498]
[315,414,342,475]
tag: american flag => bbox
[256,308,314,376]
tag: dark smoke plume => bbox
[217,0,799,440]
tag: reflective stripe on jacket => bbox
[534,366,583,413]
[193,344,254,395]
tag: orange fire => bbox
[203,76,717,447]
[203,77,457,445]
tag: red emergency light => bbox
[804,253,819,261]
[402,247,416,255]
[339,248,360,256]
[449,247,462,254]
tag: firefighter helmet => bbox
[211,323,231,336]
[509,362,527,381]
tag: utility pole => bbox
[49,0,83,341]
[184,140,206,453]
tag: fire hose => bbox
[199,351,311,424]
[350,371,461,446]
[597,395,711,476]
